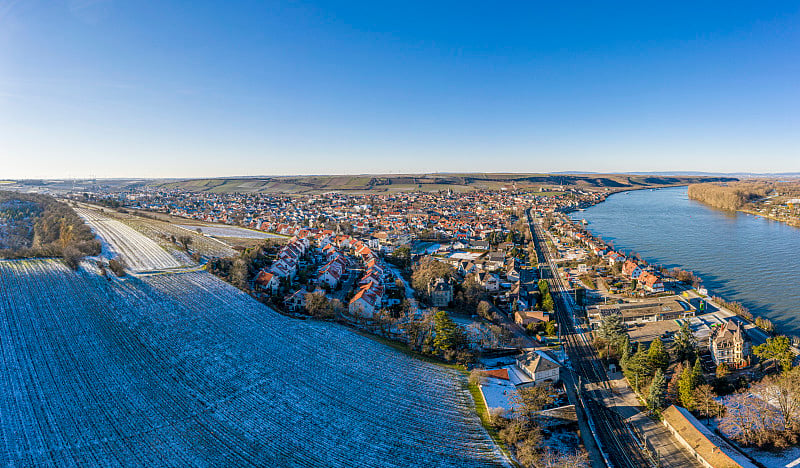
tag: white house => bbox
[516,350,561,384]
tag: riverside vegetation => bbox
[687,181,773,211]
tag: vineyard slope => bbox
[0,260,508,467]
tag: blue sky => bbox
[1,1,799,178]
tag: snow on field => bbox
[0,259,509,467]
[123,218,236,258]
[75,208,182,271]
[177,224,284,239]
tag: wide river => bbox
[571,186,800,335]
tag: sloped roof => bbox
[662,405,757,468]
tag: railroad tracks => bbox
[527,211,657,468]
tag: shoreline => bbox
[560,188,792,340]
[738,208,800,228]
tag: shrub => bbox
[108,259,127,277]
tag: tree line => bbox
[688,182,772,211]
[0,192,101,268]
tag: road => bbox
[527,211,657,468]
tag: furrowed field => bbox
[0,210,508,467]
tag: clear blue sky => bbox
[1,1,799,178]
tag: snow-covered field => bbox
[177,224,284,239]
[75,208,183,271]
[0,259,508,467]
[123,218,237,258]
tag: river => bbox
[571,186,800,335]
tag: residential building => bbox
[638,271,665,293]
[254,270,279,294]
[710,320,751,368]
[516,350,561,384]
[427,278,454,307]
[622,259,643,279]
[514,310,550,327]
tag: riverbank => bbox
[739,208,800,228]
[566,186,800,338]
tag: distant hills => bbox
[150,173,739,194]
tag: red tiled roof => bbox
[481,369,509,380]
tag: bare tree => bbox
[757,368,800,431]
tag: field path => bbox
[74,207,183,271]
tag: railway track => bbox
[527,210,656,468]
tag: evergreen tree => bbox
[678,365,697,410]
[673,323,697,362]
[544,320,557,337]
[625,343,651,392]
[692,357,705,387]
[619,334,632,367]
[648,368,667,410]
[433,310,459,352]
[647,337,670,372]
[597,314,626,342]
[541,293,555,312]
[538,279,549,296]
[754,335,794,371]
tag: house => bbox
[427,278,454,307]
[483,251,506,270]
[638,272,665,293]
[477,271,500,292]
[349,282,383,319]
[505,263,521,282]
[284,286,325,312]
[606,251,626,265]
[254,270,279,294]
[710,320,751,368]
[516,350,561,384]
[622,260,643,279]
[457,260,480,277]
[514,310,550,327]
[477,365,536,416]
[318,255,347,288]
[284,288,308,311]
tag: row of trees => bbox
[596,314,705,412]
[537,279,554,312]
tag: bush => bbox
[63,246,82,270]
[108,259,127,277]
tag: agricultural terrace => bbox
[74,207,183,271]
[0,260,508,467]
[103,211,238,259]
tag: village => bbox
[77,185,800,468]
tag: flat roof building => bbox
[588,298,694,330]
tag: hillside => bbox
[0,208,509,467]
[152,173,738,194]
